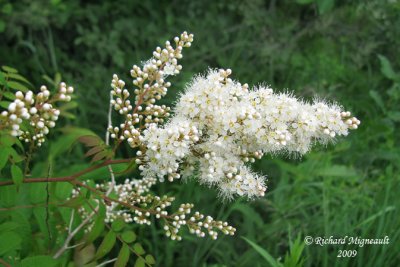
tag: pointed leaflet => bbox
[95,230,117,260]
[114,244,130,267]
[11,164,23,190]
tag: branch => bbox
[0,258,11,267]
[96,258,117,267]
[53,93,119,259]
[53,204,99,259]
[0,158,132,187]
[106,91,116,196]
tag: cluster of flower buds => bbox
[0,82,73,146]
[72,178,235,240]
[164,203,236,241]
[341,111,361,130]
[108,32,194,148]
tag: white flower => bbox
[139,69,360,200]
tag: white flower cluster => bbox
[0,82,73,145]
[138,118,199,182]
[139,69,360,200]
[108,31,194,147]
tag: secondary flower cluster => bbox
[72,177,235,240]
[138,69,360,200]
[0,82,73,146]
[108,31,193,148]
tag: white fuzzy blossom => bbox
[139,69,360,200]
[0,82,73,146]
[139,117,199,182]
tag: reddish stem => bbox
[0,158,132,187]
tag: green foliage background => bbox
[1,0,399,266]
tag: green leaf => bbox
[0,147,12,171]
[11,211,32,239]
[3,72,33,86]
[95,231,117,260]
[242,237,282,267]
[378,54,398,81]
[33,208,49,238]
[134,258,146,267]
[29,183,48,204]
[0,186,17,207]
[2,91,15,100]
[111,218,126,232]
[0,232,22,256]
[356,206,395,228]
[145,254,156,265]
[59,101,78,111]
[60,110,76,119]
[54,72,62,85]
[78,135,102,147]
[8,147,24,163]
[369,90,386,113]
[60,195,86,208]
[316,165,357,177]
[121,231,136,243]
[317,0,334,14]
[6,81,29,92]
[21,255,59,267]
[0,101,11,109]
[388,111,400,122]
[283,235,305,267]
[79,162,131,181]
[115,159,136,175]
[49,127,97,158]
[114,244,130,267]
[85,146,105,157]
[0,133,17,147]
[0,222,19,233]
[133,243,145,255]
[55,182,74,200]
[91,150,110,163]
[0,69,5,84]
[11,164,23,190]
[2,66,18,73]
[86,214,106,244]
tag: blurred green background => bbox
[1,0,399,266]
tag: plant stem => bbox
[0,258,11,267]
[53,205,99,259]
[24,141,35,176]
[0,158,132,187]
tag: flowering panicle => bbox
[66,32,360,242]
[139,69,360,200]
[108,31,194,148]
[0,82,73,146]
[72,178,235,240]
